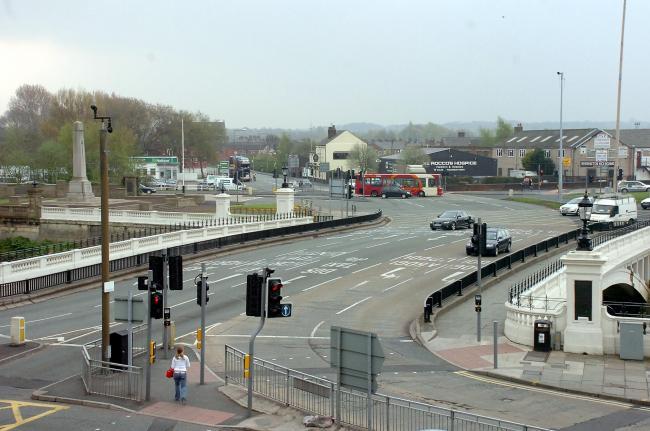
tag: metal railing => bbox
[81,325,147,402]
[508,260,564,304]
[224,345,550,431]
[604,301,650,319]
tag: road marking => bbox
[302,276,342,292]
[206,334,329,339]
[351,280,369,289]
[231,282,246,288]
[366,241,391,249]
[214,273,242,283]
[381,267,404,278]
[0,313,72,328]
[454,371,650,411]
[170,297,199,308]
[336,296,372,315]
[352,263,382,274]
[397,235,418,241]
[441,271,465,282]
[0,399,68,430]
[382,277,413,292]
[425,238,467,251]
[311,321,325,338]
[285,275,306,283]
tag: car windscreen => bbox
[567,198,582,204]
[592,204,614,215]
[439,211,456,218]
[486,231,498,240]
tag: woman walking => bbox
[171,346,190,404]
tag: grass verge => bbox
[506,197,562,210]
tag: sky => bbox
[1,0,648,129]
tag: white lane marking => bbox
[206,334,329,339]
[382,277,413,292]
[374,234,399,240]
[397,236,418,241]
[400,339,414,343]
[310,321,325,338]
[352,263,382,274]
[231,282,246,288]
[336,296,372,315]
[0,313,72,328]
[410,202,424,208]
[366,241,391,249]
[214,273,242,283]
[441,271,465,282]
[170,297,199,308]
[381,267,404,278]
[425,238,467,251]
[53,322,120,344]
[391,252,416,260]
[351,280,369,289]
[177,322,222,340]
[93,300,115,309]
[302,276,342,292]
[285,275,306,283]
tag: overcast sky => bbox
[1,0,648,129]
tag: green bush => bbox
[445,176,474,184]
[482,177,517,184]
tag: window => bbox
[365,177,381,186]
[149,168,156,176]
[519,149,526,157]
[557,149,566,157]
[574,281,592,321]
[544,149,551,158]
[332,152,349,160]
[496,148,503,157]
[427,178,437,187]
[507,149,514,157]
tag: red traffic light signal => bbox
[150,291,163,319]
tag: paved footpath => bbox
[418,253,650,410]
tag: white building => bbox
[310,126,368,180]
[130,156,179,180]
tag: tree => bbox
[275,133,293,167]
[479,116,513,146]
[522,149,555,175]
[349,144,378,173]
[400,145,428,165]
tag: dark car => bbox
[430,210,473,231]
[139,184,156,194]
[466,227,512,256]
[380,185,411,199]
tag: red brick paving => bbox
[139,401,235,426]
[436,343,525,369]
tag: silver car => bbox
[618,180,650,193]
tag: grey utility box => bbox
[619,322,644,361]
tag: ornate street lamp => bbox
[577,191,593,251]
[282,166,289,188]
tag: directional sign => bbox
[113,296,145,323]
[330,326,384,393]
[595,150,608,162]
[594,133,611,149]
[580,160,615,167]
[280,304,292,317]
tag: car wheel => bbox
[621,188,628,193]
[401,194,406,199]
[561,213,566,216]
[450,222,456,230]
[371,191,378,197]
[629,218,636,225]
[506,241,511,253]
[381,193,387,199]
[418,191,425,197]
[494,247,499,256]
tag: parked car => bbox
[139,184,156,194]
[618,180,650,193]
[223,182,245,191]
[466,227,512,256]
[380,184,411,199]
[641,197,650,210]
[559,196,595,216]
[430,210,473,230]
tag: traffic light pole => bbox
[145,269,153,401]
[200,263,207,385]
[247,271,268,418]
[476,218,482,343]
[162,252,168,360]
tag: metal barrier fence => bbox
[224,345,550,431]
[81,325,147,402]
[508,259,564,304]
[423,220,648,322]
[1,211,381,298]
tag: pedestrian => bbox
[171,346,190,404]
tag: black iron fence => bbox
[0,211,381,299]
[508,259,564,305]
[423,219,650,323]
[604,301,650,319]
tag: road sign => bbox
[319,162,330,172]
[330,326,384,393]
[618,147,628,158]
[113,296,145,323]
[580,160,615,167]
[280,304,292,317]
[563,157,571,167]
[594,133,611,149]
[595,150,608,162]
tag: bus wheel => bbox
[371,191,378,197]
[418,191,425,197]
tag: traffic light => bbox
[196,279,210,306]
[272,169,278,179]
[150,291,163,319]
[347,184,353,199]
[471,223,479,252]
[246,273,263,316]
[168,256,183,290]
[137,275,148,291]
[617,168,623,181]
[267,277,291,318]
[149,256,164,289]
[479,223,487,255]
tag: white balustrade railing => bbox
[505,300,567,347]
[594,225,650,272]
[0,217,311,284]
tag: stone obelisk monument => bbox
[66,121,95,201]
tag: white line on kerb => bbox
[311,321,325,338]
[383,277,413,292]
[352,263,381,274]
[302,276,342,292]
[336,297,372,315]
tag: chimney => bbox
[514,123,523,133]
[457,131,466,138]
[328,125,337,139]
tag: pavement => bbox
[418,252,650,406]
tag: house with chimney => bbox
[309,125,368,180]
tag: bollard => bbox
[10,317,25,346]
[493,321,498,369]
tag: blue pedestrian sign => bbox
[281,303,292,317]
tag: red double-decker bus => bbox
[355,173,443,197]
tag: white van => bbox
[590,196,637,225]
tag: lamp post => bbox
[90,104,113,363]
[577,191,593,251]
[282,166,288,188]
[557,72,564,202]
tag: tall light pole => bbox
[91,104,113,363]
[557,72,564,202]
[181,118,185,193]
[614,0,627,192]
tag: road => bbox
[2,185,650,430]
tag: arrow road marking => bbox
[381,267,405,278]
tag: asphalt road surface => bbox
[2,191,650,430]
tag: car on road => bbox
[641,197,650,210]
[380,184,411,199]
[139,184,156,194]
[430,210,473,230]
[559,196,595,216]
[466,227,512,256]
[618,180,650,193]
